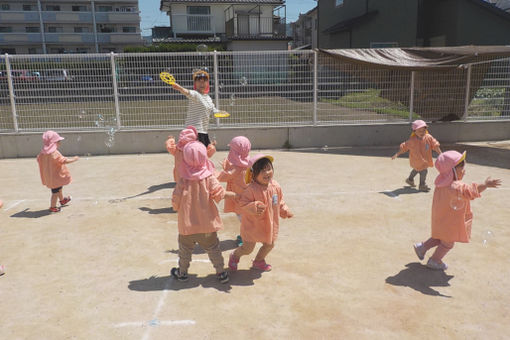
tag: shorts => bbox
[51,187,62,194]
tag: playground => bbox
[0,142,509,339]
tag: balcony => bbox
[170,14,214,34]
[225,16,286,39]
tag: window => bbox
[46,5,60,11]
[76,47,88,53]
[0,26,13,32]
[122,27,136,33]
[370,42,398,48]
[23,4,32,11]
[336,0,344,6]
[0,48,16,54]
[97,6,112,12]
[72,5,87,11]
[28,47,37,54]
[47,26,63,33]
[74,27,90,33]
[25,26,40,33]
[49,47,65,54]
[1,4,10,10]
[98,25,115,33]
[187,6,210,15]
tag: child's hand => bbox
[391,153,398,160]
[286,211,294,218]
[255,201,266,215]
[484,177,501,188]
[72,156,79,162]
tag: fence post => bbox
[5,54,18,132]
[313,50,318,126]
[110,52,122,129]
[213,50,220,127]
[409,71,415,123]
[463,65,472,122]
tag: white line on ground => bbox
[158,259,210,265]
[3,200,25,211]
[113,320,196,328]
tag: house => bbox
[317,0,510,49]
[0,0,143,54]
[290,6,317,49]
[158,0,290,50]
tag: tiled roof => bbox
[162,0,284,4]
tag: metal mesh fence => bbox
[1,50,509,133]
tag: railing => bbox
[171,14,213,34]
[225,16,285,38]
[0,50,509,133]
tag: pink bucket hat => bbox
[41,130,64,155]
[412,120,427,130]
[227,136,251,168]
[434,150,467,187]
[245,153,274,184]
[179,141,215,180]
[176,126,198,150]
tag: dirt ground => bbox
[0,142,509,340]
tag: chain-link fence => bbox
[1,50,509,133]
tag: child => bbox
[36,131,79,213]
[165,126,216,183]
[228,154,293,272]
[170,70,221,147]
[392,120,442,191]
[217,136,252,245]
[171,141,235,283]
[413,150,501,270]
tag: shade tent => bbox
[318,46,510,120]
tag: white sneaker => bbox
[426,258,447,270]
[413,243,425,261]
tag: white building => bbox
[159,0,290,51]
[0,0,143,54]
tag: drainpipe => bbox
[91,0,99,53]
[37,0,47,54]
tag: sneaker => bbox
[49,207,61,213]
[228,253,239,272]
[426,258,448,270]
[236,235,243,246]
[170,267,189,282]
[413,243,425,261]
[217,271,229,284]
[252,260,272,272]
[405,178,416,187]
[60,196,71,206]
[419,184,430,192]
[0,264,5,276]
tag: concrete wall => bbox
[1,120,510,159]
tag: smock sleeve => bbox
[172,179,184,211]
[239,187,261,216]
[399,140,410,153]
[208,176,225,203]
[453,181,481,200]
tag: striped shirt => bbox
[184,90,219,134]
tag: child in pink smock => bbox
[228,154,293,272]
[36,131,79,213]
[166,126,216,183]
[217,136,251,245]
[413,150,501,270]
[171,141,235,283]
[392,120,442,191]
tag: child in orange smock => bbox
[228,154,293,272]
[166,126,216,183]
[217,136,251,245]
[392,120,442,191]
[36,131,79,213]
[413,150,501,270]
[171,141,235,283]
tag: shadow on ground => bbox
[139,206,175,214]
[166,239,238,255]
[385,262,454,298]
[109,182,175,203]
[128,270,262,293]
[10,208,51,218]
[290,142,510,169]
[379,186,423,198]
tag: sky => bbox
[138,0,317,36]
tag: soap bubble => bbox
[76,136,82,142]
[148,319,160,327]
[94,114,105,128]
[239,76,248,86]
[230,93,235,106]
[321,145,329,152]
[449,195,465,211]
[196,44,208,53]
[482,230,494,247]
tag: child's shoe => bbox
[419,184,430,192]
[252,260,272,272]
[426,258,448,270]
[60,196,72,206]
[217,271,229,284]
[413,243,425,261]
[228,253,239,271]
[0,264,5,276]
[405,178,416,187]
[49,207,61,213]
[170,267,189,282]
[236,235,243,246]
